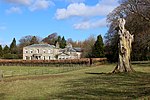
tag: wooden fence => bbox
[0,65,86,79]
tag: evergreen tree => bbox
[0,45,3,58]
[10,38,17,54]
[60,36,66,48]
[57,36,61,42]
[55,36,61,46]
[30,36,39,45]
[3,45,10,54]
[92,35,105,58]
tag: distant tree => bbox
[19,35,33,47]
[10,38,17,54]
[57,36,61,42]
[105,32,119,62]
[60,36,66,48]
[18,35,41,59]
[18,35,33,59]
[30,36,39,45]
[67,38,73,43]
[3,45,10,55]
[0,45,3,58]
[81,35,96,58]
[42,33,58,45]
[92,35,105,58]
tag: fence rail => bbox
[0,66,85,79]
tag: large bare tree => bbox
[105,0,150,62]
[113,18,134,73]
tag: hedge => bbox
[0,58,107,66]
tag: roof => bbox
[66,47,76,52]
[57,53,70,56]
[24,44,55,48]
[58,47,82,53]
[74,47,82,52]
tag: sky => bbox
[0,0,119,45]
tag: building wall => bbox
[23,44,81,60]
[23,47,59,60]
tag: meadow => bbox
[0,63,150,100]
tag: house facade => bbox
[23,43,82,60]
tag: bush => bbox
[3,53,19,59]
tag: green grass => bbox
[0,64,150,100]
[0,65,86,77]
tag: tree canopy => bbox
[105,0,150,61]
[92,35,105,58]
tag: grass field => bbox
[0,65,86,77]
[0,63,150,100]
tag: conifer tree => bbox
[3,45,10,54]
[92,35,105,58]
[0,45,3,58]
[10,38,17,54]
[30,36,39,45]
[55,36,61,46]
[60,36,66,48]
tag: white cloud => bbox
[6,7,22,14]
[29,0,54,11]
[65,0,85,3]
[4,0,32,5]
[55,0,118,20]
[4,0,54,12]
[74,18,107,30]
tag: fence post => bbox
[27,69,29,75]
[11,71,14,77]
[41,69,43,75]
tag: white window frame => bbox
[25,50,28,53]
[48,50,51,53]
[43,50,46,53]
[30,50,33,53]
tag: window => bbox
[25,56,29,60]
[43,50,46,53]
[48,50,51,53]
[25,50,28,53]
[49,56,51,60]
[30,50,33,53]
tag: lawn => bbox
[0,65,86,77]
[0,63,150,100]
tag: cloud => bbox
[4,0,32,5]
[6,7,22,14]
[55,0,118,20]
[65,0,85,3]
[73,18,107,30]
[4,0,54,12]
[29,0,54,11]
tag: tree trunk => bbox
[113,18,134,73]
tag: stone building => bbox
[23,43,82,60]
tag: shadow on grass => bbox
[133,64,150,67]
[85,72,108,75]
[49,72,150,100]
[0,93,6,100]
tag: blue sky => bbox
[0,0,118,45]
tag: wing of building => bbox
[23,43,82,60]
